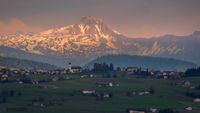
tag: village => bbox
[0,63,186,83]
[0,63,200,113]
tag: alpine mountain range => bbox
[0,16,200,67]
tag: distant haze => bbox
[0,0,200,38]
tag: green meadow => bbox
[0,75,200,113]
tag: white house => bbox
[193,98,200,102]
[67,63,82,73]
[185,107,192,111]
[127,109,146,113]
[1,74,8,80]
[96,81,114,87]
[82,89,95,95]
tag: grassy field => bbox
[0,74,200,113]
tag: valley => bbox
[0,73,200,113]
[0,66,200,113]
[1,1,200,113]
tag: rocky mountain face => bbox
[0,16,200,67]
[137,32,200,64]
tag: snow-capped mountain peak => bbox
[77,16,120,36]
[1,16,200,66]
[40,16,120,36]
[0,16,122,61]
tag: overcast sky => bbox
[0,0,200,38]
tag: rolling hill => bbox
[86,55,197,71]
[0,56,59,70]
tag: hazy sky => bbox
[0,0,200,38]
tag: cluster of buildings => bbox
[96,81,114,87]
[0,63,83,81]
[0,69,70,84]
[81,89,113,100]
[126,108,157,113]
[132,90,151,96]
[125,67,184,79]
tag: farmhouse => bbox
[18,81,23,84]
[69,66,82,73]
[97,93,111,98]
[185,107,193,111]
[32,80,39,85]
[153,71,182,79]
[52,76,59,82]
[82,89,95,95]
[193,98,200,102]
[32,102,45,107]
[149,108,157,113]
[102,93,110,98]
[126,108,146,113]
[1,74,8,80]
[138,91,150,96]
[125,67,139,74]
[81,74,95,78]
[183,81,191,87]
[96,81,114,87]
[67,62,82,73]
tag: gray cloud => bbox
[0,0,200,37]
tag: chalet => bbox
[96,81,114,87]
[193,98,200,102]
[80,75,88,78]
[69,66,82,73]
[32,80,39,85]
[13,70,20,74]
[18,81,23,84]
[41,85,58,89]
[90,74,95,78]
[183,81,191,87]
[102,93,110,98]
[149,108,157,113]
[185,107,192,111]
[95,92,113,101]
[163,75,168,79]
[81,74,95,78]
[82,89,95,95]
[126,108,146,113]
[52,76,59,82]
[1,74,8,80]
[97,93,111,98]
[67,62,82,73]
[125,67,139,74]
[138,91,150,96]
[153,71,182,79]
[50,69,64,75]
[32,102,45,107]
[140,68,154,73]
[64,76,71,80]
[131,90,151,96]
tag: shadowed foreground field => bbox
[0,75,200,113]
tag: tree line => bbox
[92,62,114,73]
[185,66,200,76]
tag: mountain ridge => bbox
[0,16,200,66]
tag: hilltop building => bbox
[67,62,82,73]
